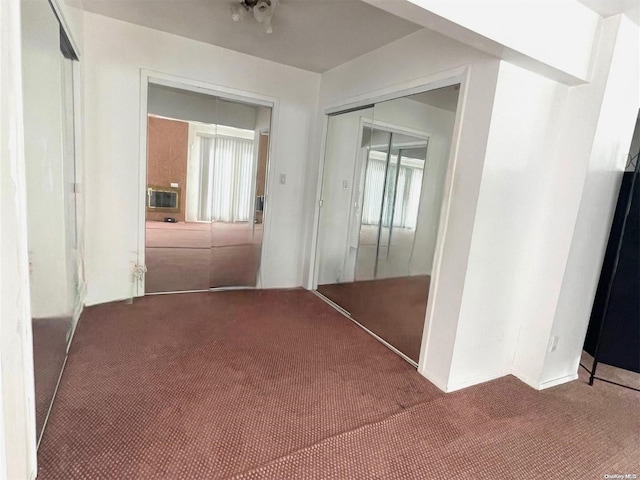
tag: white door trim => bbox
[309,65,470,376]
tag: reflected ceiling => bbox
[408,85,460,113]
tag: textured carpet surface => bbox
[581,350,640,391]
[38,290,639,479]
[318,276,429,362]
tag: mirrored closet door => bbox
[22,0,81,444]
[316,85,460,363]
[144,86,271,293]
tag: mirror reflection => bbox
[356,130,428,280]
[144,86,271,293]
[316,85,459,363]
[22,0,81,443]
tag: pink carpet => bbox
[37,290,640,479]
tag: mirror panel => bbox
[144,112,211,293]
[144,88,271,293]
[210,102,271,288]
[22,0,79,442]
[317,107,375,292]
[375,140,428,279]
[315,85,459,363]
[355,128,391,281]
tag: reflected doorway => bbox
[144,85,271,293]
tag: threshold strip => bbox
[37,354,69,450]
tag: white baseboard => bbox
[511,368,578,390]
[445,370,508,393]
[510,368,541,390]
[539,373,579,390]
[419,368,508,393]
[418,367,449,392]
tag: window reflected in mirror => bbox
[315,84,460,363]
[144,85,272,293]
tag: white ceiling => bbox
[80,0,423,73]
[577,0,640,25]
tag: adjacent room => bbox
[1,0,639,479]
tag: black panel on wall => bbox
[584,168,640,375]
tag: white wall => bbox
[443,15,639,392]
[509,15,640,389]
[447,61,569,390]
[82,12,320,305]
[0,367,5,479]
[305,28,502,390]
[148,84,258,130]
[539,15,640,387]
[0,0,38,477]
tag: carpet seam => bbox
[226,396,439,479]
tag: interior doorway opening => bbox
[142,83,273,294]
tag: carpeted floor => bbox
[318,276,430,362]
[37,290,639,479]
[581,351,640,391]
[32,317,71,440]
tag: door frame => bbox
[309,66,469,372]
[136,69,279,296]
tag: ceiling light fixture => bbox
[231,0,278,34]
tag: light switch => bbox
[342,180,348,190]
[279,174,286,185]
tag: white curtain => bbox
[361,158,386,225]
[197,135,254,222]
[361,154,424,229]
[233,138,254,222]
[404,169,423,229]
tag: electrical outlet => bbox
[549,335,559,352]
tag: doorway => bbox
[314,85,460,363]
[143,83,272,293]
